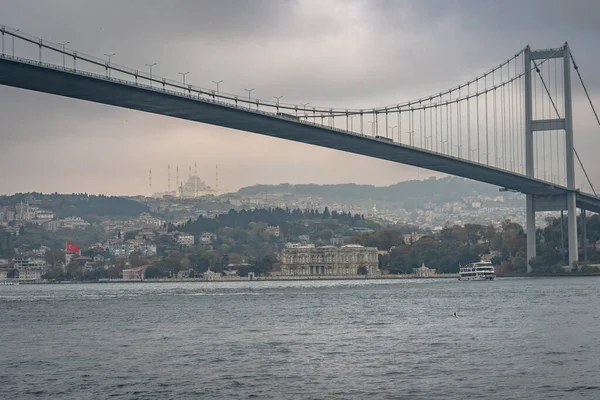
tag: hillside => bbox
[0,193,149,218]
[235,177,519,208]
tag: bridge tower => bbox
[525,44,577,271]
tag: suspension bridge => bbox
[1,25,600,271]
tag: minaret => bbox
[168,164,171,192]
[215,164,219,196]
[176,166,180,197]
[194,161,198,198]
[149,169,152,194]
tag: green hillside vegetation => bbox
[0,193,148,218]
[0,224,109,259]
[176,207,372,234]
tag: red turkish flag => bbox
[66,242,80,254]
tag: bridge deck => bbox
[1,56,599,213]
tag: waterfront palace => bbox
[281,245,379,276]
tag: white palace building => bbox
[281,245,379,276]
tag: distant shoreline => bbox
[14,273,600,284]
[18,274,458,284]
[499,273,600,278]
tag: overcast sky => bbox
[1,0,599,195]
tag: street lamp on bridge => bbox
[301,103,310,118]
[145,62,157,87]
[212,80,223,97]
[58,41,70,68]
[12,29,19,57]
[179,72,190,93]
[244,88,254,105]
[274,95,283,113]
[104,53,115,78]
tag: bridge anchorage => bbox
[0,25,599,270]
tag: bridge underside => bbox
[1,57,599,214]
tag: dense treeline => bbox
[352,220,526,274]
[0,193,148,218]
[177,207,369,234]
[531,213,600,272]
[353,214,600,274]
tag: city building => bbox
[175,269,193,279]
[403,233,424,245]
[265,226,280,237]
[122,265,149,280]
[281,244,378,276]
[108,243,136,258]
[138,244,157,257]
[285,242,315,248]
[45,216,91,231]
[199,232,214,245]
[202,268,221,281]
[13,258,47,270]
[414,263,436,277]
[178,176,214,198]
[18,268,44,281]
[0,268,10,280]
[138,213,164,228]
[32,246,50,257]
[4,226,20,236]
[176,234,195,246]
[45,220,61,231]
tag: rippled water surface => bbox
[1,277,600,399]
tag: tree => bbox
[42,266,71,281]
[124,231,138,241]
[253,254,277,275]
[189,251,217,272]
[65,259,83,280]
[145,266,168,279]
[45,249,65,267]
[376,229,404,250]
[81,267,108,281]
[128,251,149,267]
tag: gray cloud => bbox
[0,0,599,195]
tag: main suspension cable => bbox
[532,58,597,196]
[570,51,600,128]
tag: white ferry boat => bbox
[458,260,495,281]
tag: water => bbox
[1,277,599,399]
